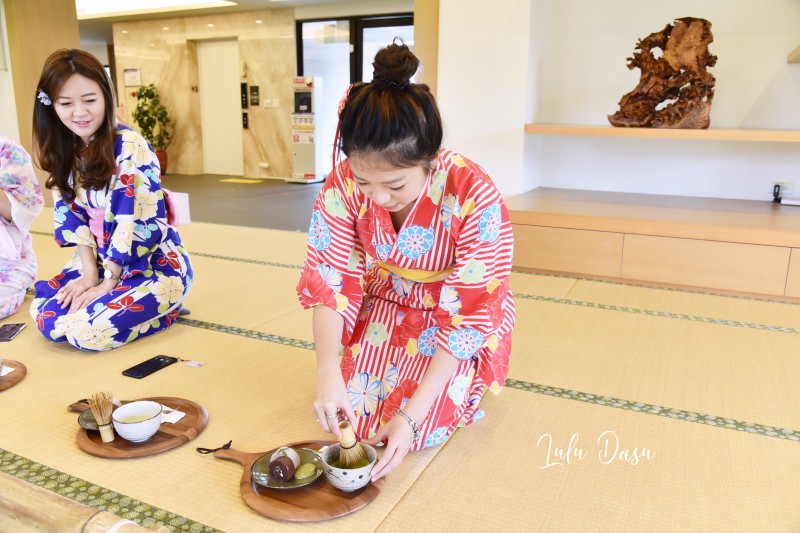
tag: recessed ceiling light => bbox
[207,23,215,28]
[121,30,129,34]
[75,0,237,20]
[255,20,263,24]
[162,27,170,30]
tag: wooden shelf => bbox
[788,45,800,64]
[524,123,800,143]
[505,187,800,248]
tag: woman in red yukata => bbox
[297,41,516,481]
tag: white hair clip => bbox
[37,89,52,106]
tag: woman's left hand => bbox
[363,415,414,481]
[69,279,116,314]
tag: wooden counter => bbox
[506,188,800,297]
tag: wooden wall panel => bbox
[5,0,80,205]
[414,0,438,97]
[622,234,790,296]
[513,225,623,277]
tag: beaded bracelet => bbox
[395,408,421,444]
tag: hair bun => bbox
[372,40,419,89]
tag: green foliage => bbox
[132,84,174,151]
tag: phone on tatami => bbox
[122,355,178,379]
[0,323,26,342]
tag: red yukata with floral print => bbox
[297,149,515,450]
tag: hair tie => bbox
[37,89,52,106]
[373,74,410,90]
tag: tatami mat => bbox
[0,305,444,532]
[178,223,308,266]
[509,297,800,430]
[564,277,800,331]
[378,389,800,532]
[9,209,800,531]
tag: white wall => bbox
[439,0,800,201]
[534,0,800,201]
[437,0,535,197]
[0,0,20,140]
[81,43,108,66]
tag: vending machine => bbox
[288,76,327,183]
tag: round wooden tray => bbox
[77,397,208,458]
[0,360,27,392]
[215,440,383,522]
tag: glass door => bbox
[295,14,413,176]
[356,15,414,82]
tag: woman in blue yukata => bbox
[29,49,192,351]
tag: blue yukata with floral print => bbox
[31,126,192,351]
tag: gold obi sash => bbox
[377,261,453,283]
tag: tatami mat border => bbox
[0,449,219,532]
[513,269,800,306]
[32,229,800,308]
[167,318,800,444]
[176,318,314,350]
[191,251,302,270]
[514,293,800,334]
[505,378,800,443]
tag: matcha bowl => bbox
[111,400,162,443]
[319,443,377,492]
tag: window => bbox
[296,13,414,85]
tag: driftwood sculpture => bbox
[608,17,717,129]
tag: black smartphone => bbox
[0,323,26,342]
[122,355,178,379]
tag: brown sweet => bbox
[268,456,296,481]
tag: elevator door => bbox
[198,39,244,176]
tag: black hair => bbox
[32,49,117,203]
[338,40,443,170]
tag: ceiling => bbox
[78,0,359,44]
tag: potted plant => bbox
[132,84,174,174]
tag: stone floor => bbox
[163,173,324,231]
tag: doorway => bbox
[198,39,244,176]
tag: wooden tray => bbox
[77,397,208,458]
[215,440,383,522]
[0,360,27,392]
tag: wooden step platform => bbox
[505,188,800,298]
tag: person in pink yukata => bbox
[297,41,516,481]
[0,135,44,319]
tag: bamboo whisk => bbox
[88,391,115,443]
[338,420,368,468]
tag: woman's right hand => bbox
[56,276,99,311]
[312,365,355,440]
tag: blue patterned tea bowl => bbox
[320,443,377,492]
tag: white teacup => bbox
[111,401,163,443]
